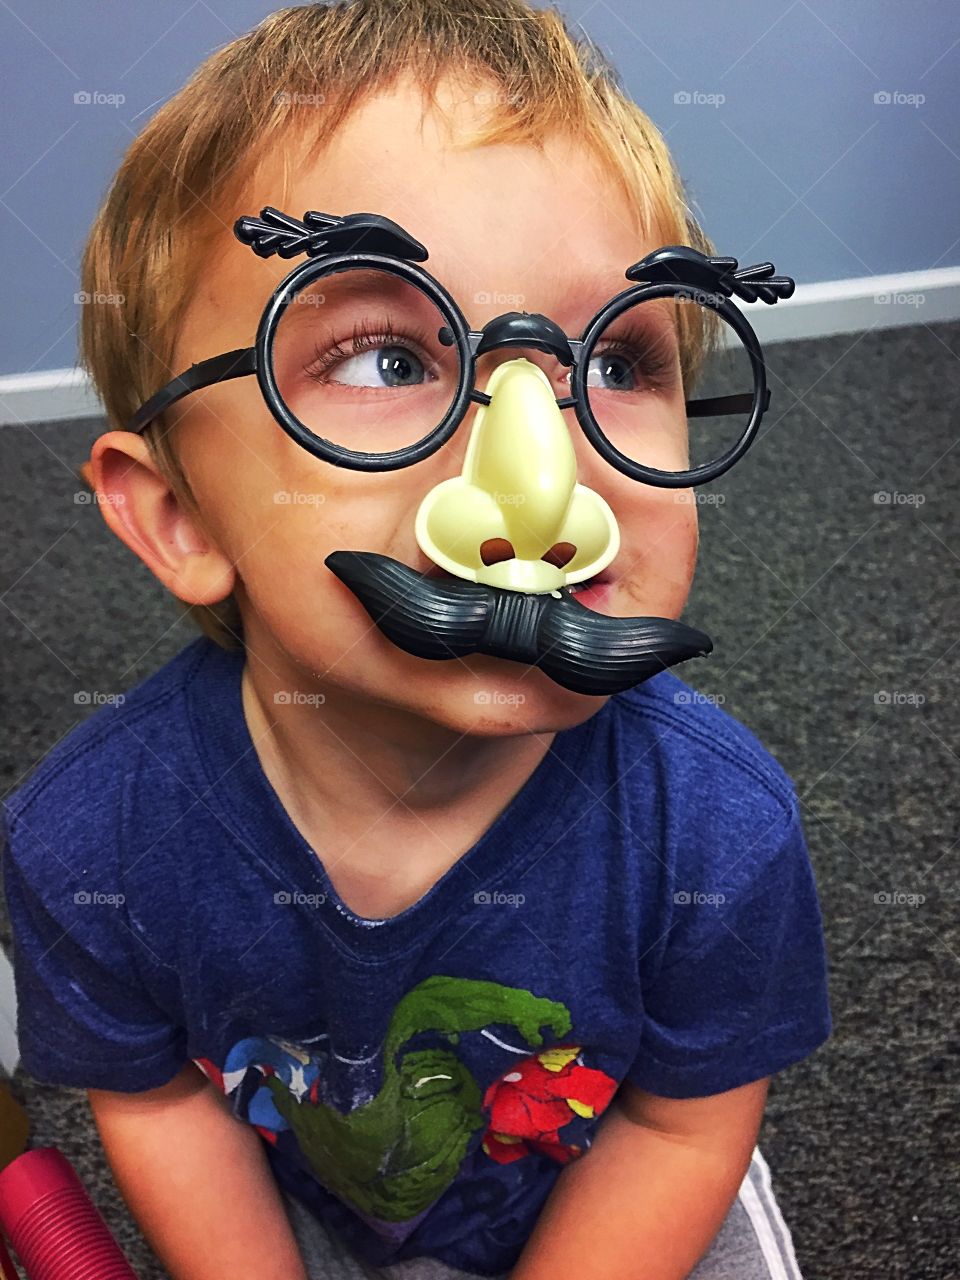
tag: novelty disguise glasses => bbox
[128,206,796,697]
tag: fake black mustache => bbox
[324,550,713,697]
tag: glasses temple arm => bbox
[684,387,770,418]
[126,347,257,433]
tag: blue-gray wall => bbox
[1,0,957,377]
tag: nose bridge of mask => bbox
[414,357,620,594]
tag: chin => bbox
[432,657,614,735]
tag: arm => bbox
[87,1061,308,1280]
[510,1075,769,1280]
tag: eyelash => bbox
[305,316,434,382]
[303,316,678,390]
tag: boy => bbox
[1,3,831,1278]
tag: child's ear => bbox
[87,431,236,608]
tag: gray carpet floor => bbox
[1,320,957,1278]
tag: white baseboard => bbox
[0,266,958,426]
[0,947,19,1077]
[0,367,104,428]
[742,264,960,345]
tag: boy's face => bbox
[137,76,699,730]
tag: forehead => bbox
[201,77,663,338]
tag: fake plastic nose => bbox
[414,357,620,593]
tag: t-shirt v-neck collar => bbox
[186,638,604,960]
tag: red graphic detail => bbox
[192,1056,224,1092]
[480,1047,617,1166]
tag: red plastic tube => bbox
[0,1148,137,1278]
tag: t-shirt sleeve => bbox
[625,793,832,1099]
[1,806,188,1093]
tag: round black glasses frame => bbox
[126,207,795,489]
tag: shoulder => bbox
[611,668,800,845]
[2,636,219,868]
[608,672,822,991]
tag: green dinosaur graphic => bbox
[265,974,570,1220]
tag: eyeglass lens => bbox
[269,265,755,472]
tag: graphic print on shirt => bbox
[193,975,617,1225]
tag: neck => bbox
[236,619,557,859]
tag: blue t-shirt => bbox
[2,636,831,1276]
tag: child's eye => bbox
[312,340,430,389]
[584,341,676,394]
[271,283,458,452]
[585,349,637,391]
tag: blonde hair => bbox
[78,0,719,651]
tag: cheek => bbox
[616,490,699,618]
[178,408,418,641]
[174,386,338,552]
